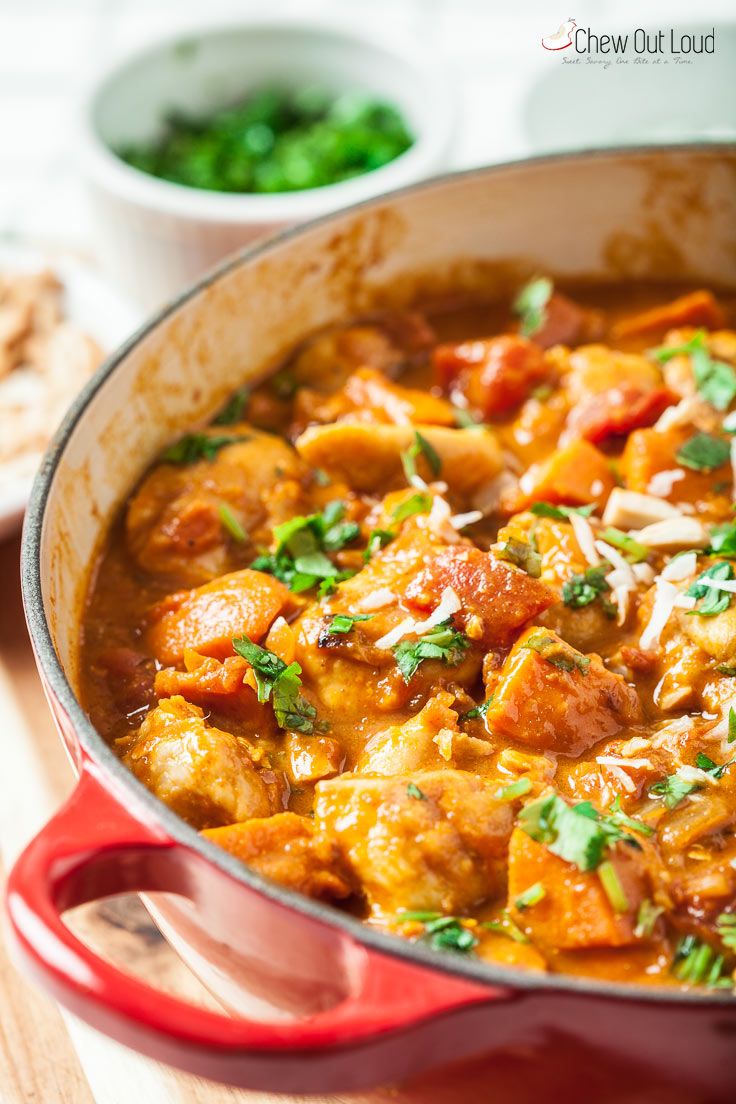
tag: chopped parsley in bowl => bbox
[116,86,414,195]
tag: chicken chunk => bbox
[295,423,503,505]
[126,428,306,584]
[202,812,352,900]
[314,770,513,917]
[355,691,483,775]
[123,696,281,829]
[485,627,642,757]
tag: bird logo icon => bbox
[542,18,577,51]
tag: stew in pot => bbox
[80,280,736,990]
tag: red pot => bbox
[8,147,736,1100]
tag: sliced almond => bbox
[636,517,709,550]
[601,487,681,529]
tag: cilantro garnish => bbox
[461,696,494,722]
[482,911,529,944]
[270,368,297,399]
[673,934,732,988]
[326,613,374,635]
[650,330,736,412]
[530,502,595,520]
[232,635,318,733]
[218,503,247,543]
[514,882,546,911]
[729,707,736,744]
[600,527,649,564]
[675,432,730,472]
[407,782,427,801]
[496,538,542,578]
[401,431,441,485]
[363,528,396,561]
[709,522,736,558]
[597,860,629,914]
[423,916,478,954]
[608,795,655,838]
[252,502,359,593]
[391,492,433,522]
[212,386,249,426]
[685,561,734,617]
[518,793,640,872]
[634,899,664,938]
[513,276,553,338]
[393,619,470,682]
[650,753,734,809]
[562,565,612,612]
[496,777,532,802]
[523,631,591,675]
[717,912,736,951]
[717,664,736,676]
[161,432,246,464]
[453,407,480,428]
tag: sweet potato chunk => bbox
[507,829,649,949]
[433,335,548,417]
[512,439,615,511]
[202,812,351,900]
[147,569,292,666]
[612,290,725,339]
[123,697,280,828]
[405,546,555,647]
[621,426,730,505]
[314,770,513,917]
[295,423,503,502]
[485,627,642,757]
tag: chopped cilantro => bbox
[716,664,736,676]
[453,406,480,428]
[218,503,247,543]
[161,432,246,464]
[391,492,433,522]
[673,935,732,988]
[530,502,595,520]
[716,912,736,951]
[600,527,649,564]
[608,795,655,838]
[513,276,553,338]
[253,502,359,593]
[514,882,546,910]
[407,782,427,801]
[482,911,529,944]
[423,917,478,954]
[363,528,396,561]
[271,368,297,399]
[675,432,730,472]
[650,330,736,412]
[496,538,542,578]
[401,431,441,485]
[562,565,611,611]
[634,899,664,938]
[461,696,494,722]
[650,773,700,810]
[232,635,318,733]
[523,631,590,675]
[730,707,736,744]
[598,860,629,913]
[518,793,639,872]
[685,561,734,617]
[396,910,442,924]
[324,613,374,635]
[393,619,470,682]
[496,777,532,802]
[212,386,249,425]
[709,521,736,558]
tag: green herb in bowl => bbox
[117,86,414,194]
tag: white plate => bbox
[0,244,140,540]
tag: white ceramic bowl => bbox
[82,19,456,309]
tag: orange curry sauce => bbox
[80,281,736,989]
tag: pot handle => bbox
[6,762,500,1091]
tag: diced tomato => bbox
[612,290,726,339]
[531,291,602,350]
[146,568,293,665]
[433,335,548,417]
[564,385,676,444]
[404,545,555,647]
